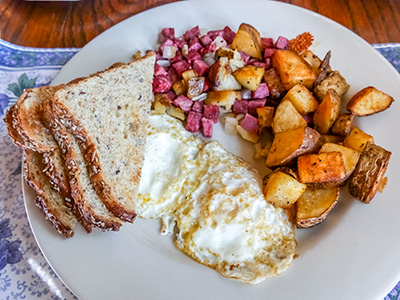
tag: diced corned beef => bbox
[200,35,213,46]
[172,60,191,77]
[192,100,204,113]
[201,117,214,138]
[251,83,270,99]
[264,48,277,58]
[186,111,202,132]
[264,57,271,68]
[248,99,267,116]
[174,37,187,49]
[240,52,250,64]
[250,61,267,68]
[193,60,209,77]
[170,51,183,64]
[189,37,203,51]
[202,78,212,92]
[233,100,249,115]
[261,37,274,49]
[275,36,289,49]
[240,113,259,134]
[154,63,168,77]
[153,75,172,93]
[211,36,227,50]
[159,39,177,53]
[208,30,224,40]
[165,91,177,101]
[203,105,219,123]
[186,50,202,64]
[173,95,193,112]
[184,26,201,40]
[200,43,217,56]
[160,28,175,43]
[223,26,236,44]
[167,67,179,84]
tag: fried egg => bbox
[137,113,296,284]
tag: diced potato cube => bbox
[313,89,341,134]
[332,113,354,136]
[257,106,274,128]
[343,126,374,152]
[166,105,185,121]
[283,84,319,114]
[204,90,241,110]
[236,125,259,143]
[172,80,187,96]
[313,70,350,101]
[231,23,263,60]
[272,100,307,134]
[182,70,198,86]
[347,86,394,116]
[301,50,321,73]
[233,65,265,91]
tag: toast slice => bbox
[52,52,155,222]
[23,150,77,238]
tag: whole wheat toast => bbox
[52,52,155,222]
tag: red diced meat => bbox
[159,39,177,53]
[174,37,187,50]
[154,63,168,77]
[173,95,193,112]
[250,61,267,68]
[184,26,201,40]
[203,105,219,123]
[172,60,191,77]
[251,83,269,99]
[264,48,277,58]
[248,99,267,116]
[186,50,202,64]
[153,75,172,93]
[167,68,179,84]
[192,100,204,113]
[188,37,203,51]
[208,30,224,40]
[152,50,164,61]
[240,113,259,134]
[193,60,209,77]
[232,100,249,115]
[265,57,271,68]
[275,36,289,49]
[240,52,250,64]
[160,28,175,43]
[261,38,274,49]
[223,26,236,44]
[201,117,214,138]
[202,78,212,92]
[165,91,176,101]
[170,51,183,64]
[186,111,202,132]
[200,43,217,56]
[200,35,213,46]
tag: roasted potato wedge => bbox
[301,50,322,73]
[153,93,171,114]
[233,65,265,91]
[297,152,346,187]
[271,50,316,90]
[182,70,198,85]
[313,89,341,134]
[283,84,319,115]
[347,86,394,116]
[343,126,374,152]
[348,142,391,203]
[319,143,360,180]
[313,70,350,101]
[263,171,307,209]
[257,106,274,128]
[172,79,187,96]
[263,68,286,100]
[266,126,321,168]
[209,58,242,91]
[332,113,354,136]
[231,23,263,60]
[321,134,345,144]
[296,186,340,228]
[205,90,241,110]
[272,100,307,134]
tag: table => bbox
[1,0,400,47]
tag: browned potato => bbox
[347,86,394,116]
[231,23,263,60]
[271,50,316,90]
[263,68,286,99]
[153,93,171,114]
[297,152,346,187]
[209,58,241,91]
[233,65,265,91]
[313,89,341,134]
[348,142,391,203]
[172,80,187,96]
[216,47,237,59]
[257,106,274,128]
[332,113,354,136]
[283,84,319,114]
[321,134,345,144]
[266,126,321,168]
[182,70,198,85]
[236,125,259,143]
[187,77,205,99]
[319,143,360,180]
[263,171,307,209]
[296,186,340,228]
[205,90,241,110]
[343,126,374,152]
[271,100,307,134]
[301,50,322,73]
[313,70,350,101]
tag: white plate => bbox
[23,0,400,299]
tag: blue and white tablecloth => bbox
[0,39,400,300]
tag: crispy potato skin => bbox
[297,152,346,187]
[271,50,316,90]
[296,186,340,228]
[348,142,391,203]
[266,126,321,168]
[231,23,263,60]
[332,113,354,136]
[313,71,350,101]
[347,86,394,116]
[313,89,341,134]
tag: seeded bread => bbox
[52,52,155,222]
[23,149,77,238]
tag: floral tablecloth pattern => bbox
[0,38,400,300]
